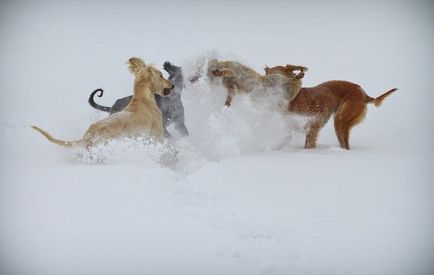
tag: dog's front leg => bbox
[225,86,237,107]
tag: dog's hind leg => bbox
[334,121,350,150]
[334,101,367,150]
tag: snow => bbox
[1,0,433,274]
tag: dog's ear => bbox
[264,66,270,74]
[299,65,308,72]
[285,64,298,71]
[128,57,147,75]
[286,64,308,72]
[128,57,146,66]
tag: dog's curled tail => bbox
[366,88,398,107]
[88,88,111,112]
[31,126,80,147]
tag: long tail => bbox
[31,126,81,147]
[88,88,111,112]
[366,88,398,107]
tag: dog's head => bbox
[264,64,308,79]
[128,57,174,96]
[206,59,221,76]
[128,57,147,75]
[206,59,237,78]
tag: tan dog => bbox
[193,59,306,107]
[265,64,397,150]
[32,57,174,148]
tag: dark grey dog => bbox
[88,62,189,137]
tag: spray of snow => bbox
[72,136,178,169]
[174,51,309,161]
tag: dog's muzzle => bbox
[163,85,174,96]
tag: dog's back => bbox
[209,60,261,93]
[110,96,133,114]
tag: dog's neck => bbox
[132,82,155,102]
[125,84,159,113]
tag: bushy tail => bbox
[88,88,111,112]
[366,88,398,107]
[31,126,80,147]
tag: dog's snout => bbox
[163,88,172,96]
[171,83,175,89]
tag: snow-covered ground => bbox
[1,1,433,274]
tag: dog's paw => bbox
[163,61,173,70]
[163,61,181,75]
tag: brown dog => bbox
[204,59,305,106]
[32,57,174,148]
[265,65,397,150]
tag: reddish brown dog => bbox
[264,65,397,150]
